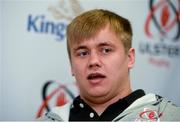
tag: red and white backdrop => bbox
[0,0,180,120]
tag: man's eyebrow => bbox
[98,42,113,47]
[73,45,87,51]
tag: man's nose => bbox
[88,52,101,69]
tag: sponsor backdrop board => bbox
[0,0,180,120]
[0,0,2,120]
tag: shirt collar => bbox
[69,89,145,121]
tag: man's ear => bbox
[128,48,135,69]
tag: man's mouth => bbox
[87,73,106,80]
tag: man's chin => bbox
[87,90,109,99]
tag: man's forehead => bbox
[72,39,114,50]
[69,24,119,50]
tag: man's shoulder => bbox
[132,93,180,109]
[37,102,72,121]
[113,93,180,121]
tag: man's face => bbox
[70,25,135,102]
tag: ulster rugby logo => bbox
[145,0,180,41]
[138,0,180,68]
[135,108,163,122]
[36,80,78,118]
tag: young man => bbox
[39,9,180,121]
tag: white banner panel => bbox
[1,0,180,120]
[0,0,3,120]
[130,0,180,105]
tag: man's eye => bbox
[77,51,89,57]
[102,48,112,54]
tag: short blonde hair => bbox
[67,9,133,61]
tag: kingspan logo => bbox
[27,14,67,41]
[27,0,83,41]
